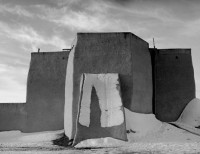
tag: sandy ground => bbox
[1,123,200,154]
[1,141,200,154]
[1,111,200,154]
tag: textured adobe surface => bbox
[151,49,195,122]
[0,103,26,131]
[25,52,69,132]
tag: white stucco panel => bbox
[78,73,124,128]
[79,106,91,127]
[96,74,124,127]
[101,106,124,127]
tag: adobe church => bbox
[0,33,195,144]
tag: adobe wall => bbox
[130,34,152,113]
[0,33,196,134]
[24,51,69,132]
[151,48,196,122]
[64,33,153,139]
[0,103,26,131]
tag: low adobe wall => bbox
[24,51,69,132]
[0,51,69,133]
[0,103,26,131]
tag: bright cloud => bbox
[34,2,126,32]
[0,4,33,17]
[0,21,67,51]
[0,63,27,103]
[53,11,107,31]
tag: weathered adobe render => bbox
[0,32,195,134]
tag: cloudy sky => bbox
[0,0,200,102]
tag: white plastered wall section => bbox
[64,37,77,139]
[78,73,124,128]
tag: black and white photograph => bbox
[0,0,200,153]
